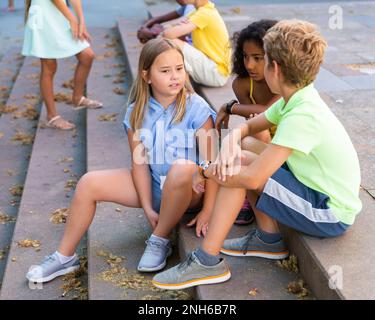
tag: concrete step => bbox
[0,47,23,114]
[117,14,313,300]
[0,55,41,291]
[87,26,193,300]
[0,57,87,300]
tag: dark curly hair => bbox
[232,19,278,78]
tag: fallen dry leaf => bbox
[113,78,125,84]
[230,7,241,14]
[98,113,118,122]
[113,88,125,95]
[11,130,34,145]
[18,239,41,248]
[50,208,70,224]
[0,212,16,224]
[0,104,18,113]
[54,92,72,104]
[276,255,299,273]
[62,78,74,90]
[61,256,88,299]
[248,288,258,296]
[58,157,74,163]
[287,279,309,298]
[9,184,23,197]
[65,179,77,190]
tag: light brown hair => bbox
[263,19,327,88]
[128,38,193,131]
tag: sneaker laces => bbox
[241,230,257,254]
[41,254,56,266]
[178,252,195,272]
[144,240,164,254]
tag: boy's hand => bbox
[186,210,211,238]
[213,133,242,181]
[215,104,230,134]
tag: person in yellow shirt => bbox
[162,0,231,87]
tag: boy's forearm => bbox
[204,163,261,190]
[52,0,76,22]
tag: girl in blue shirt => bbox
[26,38,218,283]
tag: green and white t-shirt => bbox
[265,83,362,225]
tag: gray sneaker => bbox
[152,251,231,290]
[137,239,172,272]
[26,253,80,283]
[221,230,289,259]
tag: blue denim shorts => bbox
[151,178,163,213]
[256,164,350,238]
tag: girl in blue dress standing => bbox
[23,0,103,130]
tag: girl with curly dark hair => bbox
[215,19,280,143]
[216,20,280,225]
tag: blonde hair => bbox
[25,0,32,23]
[128,38,193,131]
[263,19,327,88]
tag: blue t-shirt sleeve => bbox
[189,95,217,130]
[123,103,135,134]
[176,5,185,16]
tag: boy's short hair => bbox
[263,20,327,88]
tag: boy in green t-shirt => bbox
[161,0,231,87]
[152,20,362,290]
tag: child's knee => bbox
[167,159,196,185]
[75,171,98,196]
[79,49,95,65]
[41,60,57,76]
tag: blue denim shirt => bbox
[123,93,216,185]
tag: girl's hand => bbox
[79,23,91,42]
[186,210,211,238]
[145,209,159,229]
[215,104,230,135]
[192,171,205,194]
[213,133,242,181]
[70,18,79,40]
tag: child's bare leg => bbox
[246,189,280,233]
[58,169,141,256]
[201,186,246,255]
[72,47,95,105]
[40,59,58,120]
[241,136,280,232]
[153,160,203,239]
